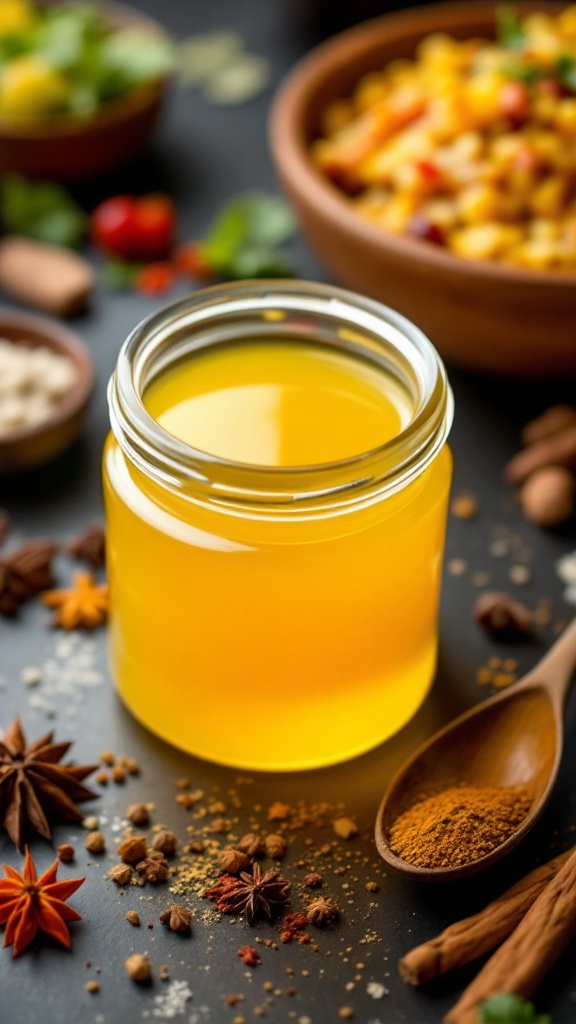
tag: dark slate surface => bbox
[1,2,576,1022]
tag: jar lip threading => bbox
[108,280,453,511]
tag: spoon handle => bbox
[522,616,576,708]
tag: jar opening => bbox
[108,280,453,511]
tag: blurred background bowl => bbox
[0,309,95,472]
[270,0,576,376]
[0,1,170,182]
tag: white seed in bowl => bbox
[0,338,78,439]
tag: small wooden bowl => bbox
[0,2,170,182]
[270,1,576,376]
[0,309,95,473]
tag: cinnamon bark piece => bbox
[399,848,571,986]
[443,845,576,1024]
[505,424,576,484]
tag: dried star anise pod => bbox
[473,591,534,638]
[159,905,192,933]
[41,571,108,629]
[136,852,169,884]
[0,845,84,956]
[0,540,56,617]
[204,862,291,924]
[0,717,98,849]
[305,896,340,926]
[66,524,106,569]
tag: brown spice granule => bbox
[219,848,251,874]
[159,905,192,933]
[159,965,170,982]
[121,756,140,775]
[57,843,75,863]
[339,1007,354,1019]
[111,765,126,784]
[304,873,323,888]
[209,817,230,834]
[100,751,115,765]
[265,834,287,860]
[125,953,151,982]
[365,881,379,892]
[118,835,147,864]
[175,793,197,809]
[126,911,140,927]
[152,829,176,855]
[451,493,478,520]
[108,863,132,885]
[267,801,291,821]
[85,980,99,994]
[238,944,260,967]
[238,833,264,857]
[389,784,533,869]
[95,771,108,785]
[333,817,358,839]
[174,778,190,789]
[84,831,105,854]
[136,852,169,884]
[226,994,244,1006]
[126,803,149,826]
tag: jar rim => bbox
[108,280,453,511]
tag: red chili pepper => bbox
[415,159,440,184]
[90,195,140,259]
[134,262,176,297]
[173,242,215,281]
[132,194,176,262]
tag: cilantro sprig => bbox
[202,192,296,279]
[480,993,552,1023]
[495,6,527,52]
[0,174,88,249]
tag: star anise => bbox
[0,540,56,617]
[66,524,106,569]
[0,717,98,849]
[136,852,169,884]
[204,862,291,924]
[0,846,84,956]
[41,571,108,629]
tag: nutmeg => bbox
[519,466,575,527]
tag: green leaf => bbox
[101,258,141,291]
[98,29,174,96]
[203,191,296,278]
[480,993,551,1023]
[229,245,293,279]
[496,6,526,51]
[556,54,576,92]
[0,174,88,249]
[501,61,544,86]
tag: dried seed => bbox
[125,953,151,983]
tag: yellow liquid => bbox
[104,338,452,770]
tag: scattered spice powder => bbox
[237,944,260,966]
[389,784,533,869]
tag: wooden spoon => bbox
[375,618,576,882]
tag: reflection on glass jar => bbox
[104,281,453,770]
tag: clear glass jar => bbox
[104,281,453,771]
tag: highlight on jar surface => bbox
[312,6,576,271]
[104,282,453,771]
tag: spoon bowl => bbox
[375,619,576,882]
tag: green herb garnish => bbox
[556,54,576,93]
[496,6,527,51]
[203,191,296,279]
[480,993,552,1023]
[0,174,87,248]
[101,257,142,291]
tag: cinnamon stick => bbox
[443,845,576,1024]
[399,848,571,986]
[505,423,576,484]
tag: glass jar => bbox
[104,281,453,771]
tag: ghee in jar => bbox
[104,281,453,771]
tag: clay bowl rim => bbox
[0,0,170,142]
[269,0,575,294]
[0,308,95,454]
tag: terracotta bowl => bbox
[270,0,576,376]
[0,309,95,473]
[0,2,170,182]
